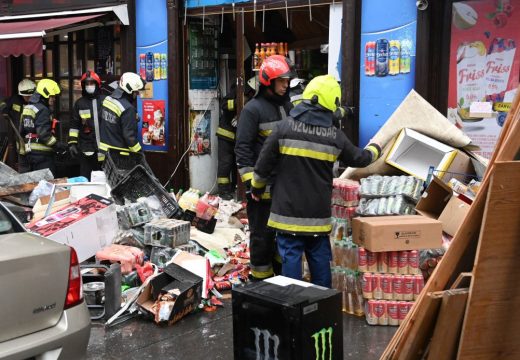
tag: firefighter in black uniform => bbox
[1,79,36,171]
[216,77,256,199]
[20,79,63,175]
[68,70,104,180]
[99,72,145,161]
[250,75,381,287]
[235,55,295,280]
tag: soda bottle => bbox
[259,43,266,64]
[284,42,289,57]
[153,53,161,80]
[139,54,146,79]
[400,39,411,74]
[388,40,400,75]
[376,39,389,77]
[365,41,376,76]
[254,43,260,69]
[160,54,167,79]
[145,52,154,81]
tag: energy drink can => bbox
[376,39,389,77]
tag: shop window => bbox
[114,41,121,75]
[34,53,43,78]
[59,79,70,112]
[72,78,82,104]
[45,49,53,77]
[72,43,82,77]
[23,55,31,78]
[86,43,95,71]
[59,44,69,77]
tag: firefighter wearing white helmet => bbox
[1,79,36,171]
[20,78,64,175]
[99,72,145,161]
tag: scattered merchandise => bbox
[357,195,416,216]
[95,244,144,274]
[143,218,190,248]
[332,178,360,207]
[360,175,423,202]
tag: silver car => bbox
[0,203,91,360]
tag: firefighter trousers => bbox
[217,138,236,193]
[26,152,56,177]
[79,152,102,181]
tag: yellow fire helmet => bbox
[302,74,341,112]
[36,79,61,98]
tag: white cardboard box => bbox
[386,128,458,181]
[27,194,118,262]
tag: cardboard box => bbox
[27,194,118,262]
[415,176,453,219]
[352,215,442,252]
[137,263,203,325]
[386,128,458,181]
[437,196,471,237]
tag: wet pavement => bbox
[87,298,396,360]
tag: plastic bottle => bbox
[260,43,266,64]
[254,43,260,69]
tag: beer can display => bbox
[398,301,409,325]
[387,301,399,326]
[378,251,388,273]
[153,53,161,80]
[375,300,388,326]
[414,274,425,300]
[362,272,373,299]
[366,300,378,325]
[372,273,383,299]
[408,250,420,274]
[358,247,368,272]
[365,41,376,76]
[382,274,394,300]
[367,251,378,272]
[398,251,409,275]
[388,40,401,75]
[388,251,399,274]
[393,275,404,300]
[403,275,414,301]
[376,39,389,77]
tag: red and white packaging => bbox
[398,301,409,325]
[367,251,378,272]
[362,272,373,299]
[398,251,409,275]
[413,274,425,300]
[408,250,420,275]
[372,273,383,299]
[374,300,388,326]
[366,300,378,325]
[388,251,399,273]
[393,275,404,300]
[387,301,399,326]
[358,247,368,272]
[378,252,388,273]
[403,275,414,301]
[382,274,394,300]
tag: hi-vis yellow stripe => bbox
[241,172,253,182]
[216,127,235,140]
[79,113,91,119]
[129,143,142,152]
[103,100,122,116]
[12,104,21,112]
[267,219,332,233]
[279,146,338,162]
[259,129,272,137]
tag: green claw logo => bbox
[311,327,333,360]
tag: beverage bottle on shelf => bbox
[285,42,289,56]
[260,43,266,63]
[254,43,260,70]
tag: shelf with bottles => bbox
[252,42,289,71]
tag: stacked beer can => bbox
[330,179,364,316]
[359,247,425,326]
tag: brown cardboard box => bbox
[437,196,471,237]
[415,176,453,219]
[352,215,442,252]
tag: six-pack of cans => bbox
[365,39,412,77]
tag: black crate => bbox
[103,150,154,188]
[110,165,183,219]
[232,279,343,360]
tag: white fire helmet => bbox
[119,72,145,94]
[18,79,36,96]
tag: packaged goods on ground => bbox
[332,178,360,207]
[95,244,144,274]
[143,218,190,248]
[357,195,416,216]
[359,175,423,202]
[365,299,414,326]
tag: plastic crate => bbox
[110,165,183,219]
[103,150,154,188]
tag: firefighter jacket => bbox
[2,95,24,129]
[251,102,381,235]
[99,88,141,159]
[216,88,237,142]
[235,88,292,199]
[68,93,104,154]
[20,93,57,154]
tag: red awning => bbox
[0,14,102,57]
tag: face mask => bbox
[85,85,96,94]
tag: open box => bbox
[386,128,459,181]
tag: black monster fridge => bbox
[232,276,343,360]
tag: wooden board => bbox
[426,288,469,360]
[457,161,520,359]
[0,178,67,197]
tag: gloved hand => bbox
[231,116,238,128]
[54,142,68,155]
[69,143,79,158]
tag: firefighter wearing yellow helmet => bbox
[20,79,63,175]
[250,74,381,287]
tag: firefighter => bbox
[250,75,381,287]
[1,79,36,171]
[288,78,307,106]
[216,77,256,199]
[20,79,64,175]
[68,70,104,180]
[235,55,295,280]
[99,72,145,161]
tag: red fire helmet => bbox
[259,55,295,86]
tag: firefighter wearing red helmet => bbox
[235,54,295,280]
[68,70,104,180]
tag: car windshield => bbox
[0,205,25,235]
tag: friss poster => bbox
[447,0,520,159]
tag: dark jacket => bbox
[20,93,57,154]
[68,92,104,153]
[251,102,381,235]
[235,87,292,198]
[216,87,237,142]
[2,95,24,130]
[99,88,141,158]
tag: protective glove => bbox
[231,116,238,128]
[54,141,68,155]
[69,143,79,158]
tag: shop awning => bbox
[0,15,101,57]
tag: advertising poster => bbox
[189,110,211,155]
[141,100,166,147]
[358,1,417,147]
[447,0,520,159]
[135,0,168,152]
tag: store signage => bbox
[251,327,280,360]
[311,327,334,360]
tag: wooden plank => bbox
[381,86,520,360]
[0,178,68,197]
[450,272,472,290]
[457,161,520,360]
[398,291,444,360]
[426,289,469,360]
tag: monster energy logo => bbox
[311,327,333,360]
[251,327,280,360]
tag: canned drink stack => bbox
[414,274,425,300]
[378,252,388,273]
[393,275,404,300]
[372,273,383,299]
[398,251,409,275]
[388,251,399,273]
[367,251,378,272]
[403,275,414,301]
[375,300,388,326]
[408,250,420,275]
[382,274,394,300]
[358,247,368,272]
[362,272,373,299]
[366,300,378,325]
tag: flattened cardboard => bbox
[415,177,453,219]
[352,215,442,252]
[437,196,471,237]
